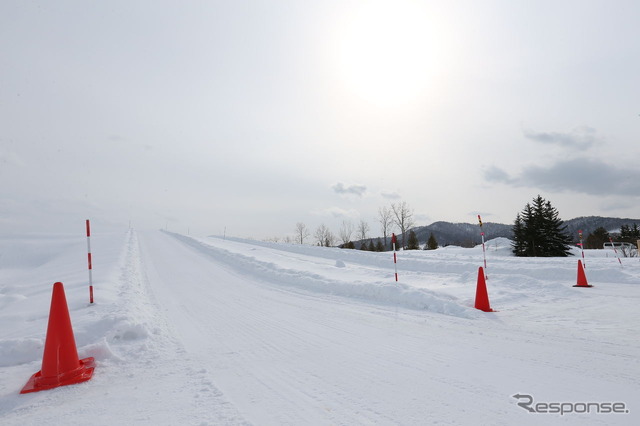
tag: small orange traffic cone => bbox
[573,260,592,288]
[474,266,494,312]
[21,282,95,394]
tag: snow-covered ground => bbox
[0,229,638,425]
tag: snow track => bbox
[136,231,639,425]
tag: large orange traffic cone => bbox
[21,282,95,394]
[573,260,592,288]
[474,267,494,312]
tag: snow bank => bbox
[173,232,477,318]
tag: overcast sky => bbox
[1,0,639,240]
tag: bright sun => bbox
[335,1,437,107]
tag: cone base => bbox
[20,357,95,394]
[573,284,593,288]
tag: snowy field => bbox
[0,228,638,425]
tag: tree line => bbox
[288,195,638,258]
[294,201,439,251]
[511,195,639,257]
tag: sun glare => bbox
[335,1,437,107]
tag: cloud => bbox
[380,190,401,200]
[523,126,604,149]
[484,166,516,184]
[312,207,360,219]
[332,182,367,197]
[484,157,640,196]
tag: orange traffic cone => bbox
[573,260,592,288]
[21,282,95,394]
[474,266,494,312]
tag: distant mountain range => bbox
[406,221,511,247]
[361,216,640,248]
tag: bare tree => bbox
[339,220,354,245]
[378,206,394,247]
[315,224,335,247]
[295,222,310,244]
[391,201,415,249]
[315,224,336,247]
[324,230,336,247]
[357,219,370,242]
[314,224,327,246]
[618,242,638,258]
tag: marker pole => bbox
[477,215,487,278]
[86,219,94,303]
[578,230,585,268]
[391,233,398,282]
[609,237,623,267]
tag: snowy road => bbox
[1,229,638,425]
[136,231,639,425]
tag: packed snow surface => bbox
[0,230,638,425]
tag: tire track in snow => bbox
[99,229,251,425]
[136,231,555,425]
[137,232,381,424]
[148,231,640,425]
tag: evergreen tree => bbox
[511,195,572,257]
[620,223,640,243]
[585,227,609,249]
[541,199,572,256]
[425,232,438,250]
[342,241,356,249]
[511,213,527,256]
[407,230,420,250]
[367,239,375,251]
[375,238,385,252]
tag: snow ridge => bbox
[168,232,477,319]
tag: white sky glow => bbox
[1,0,639,239]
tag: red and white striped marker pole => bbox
[578,230,585,268]
[478,215,487,279]
[609,236,623,267]
[391,233,398,282]
[86,219,94,303]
